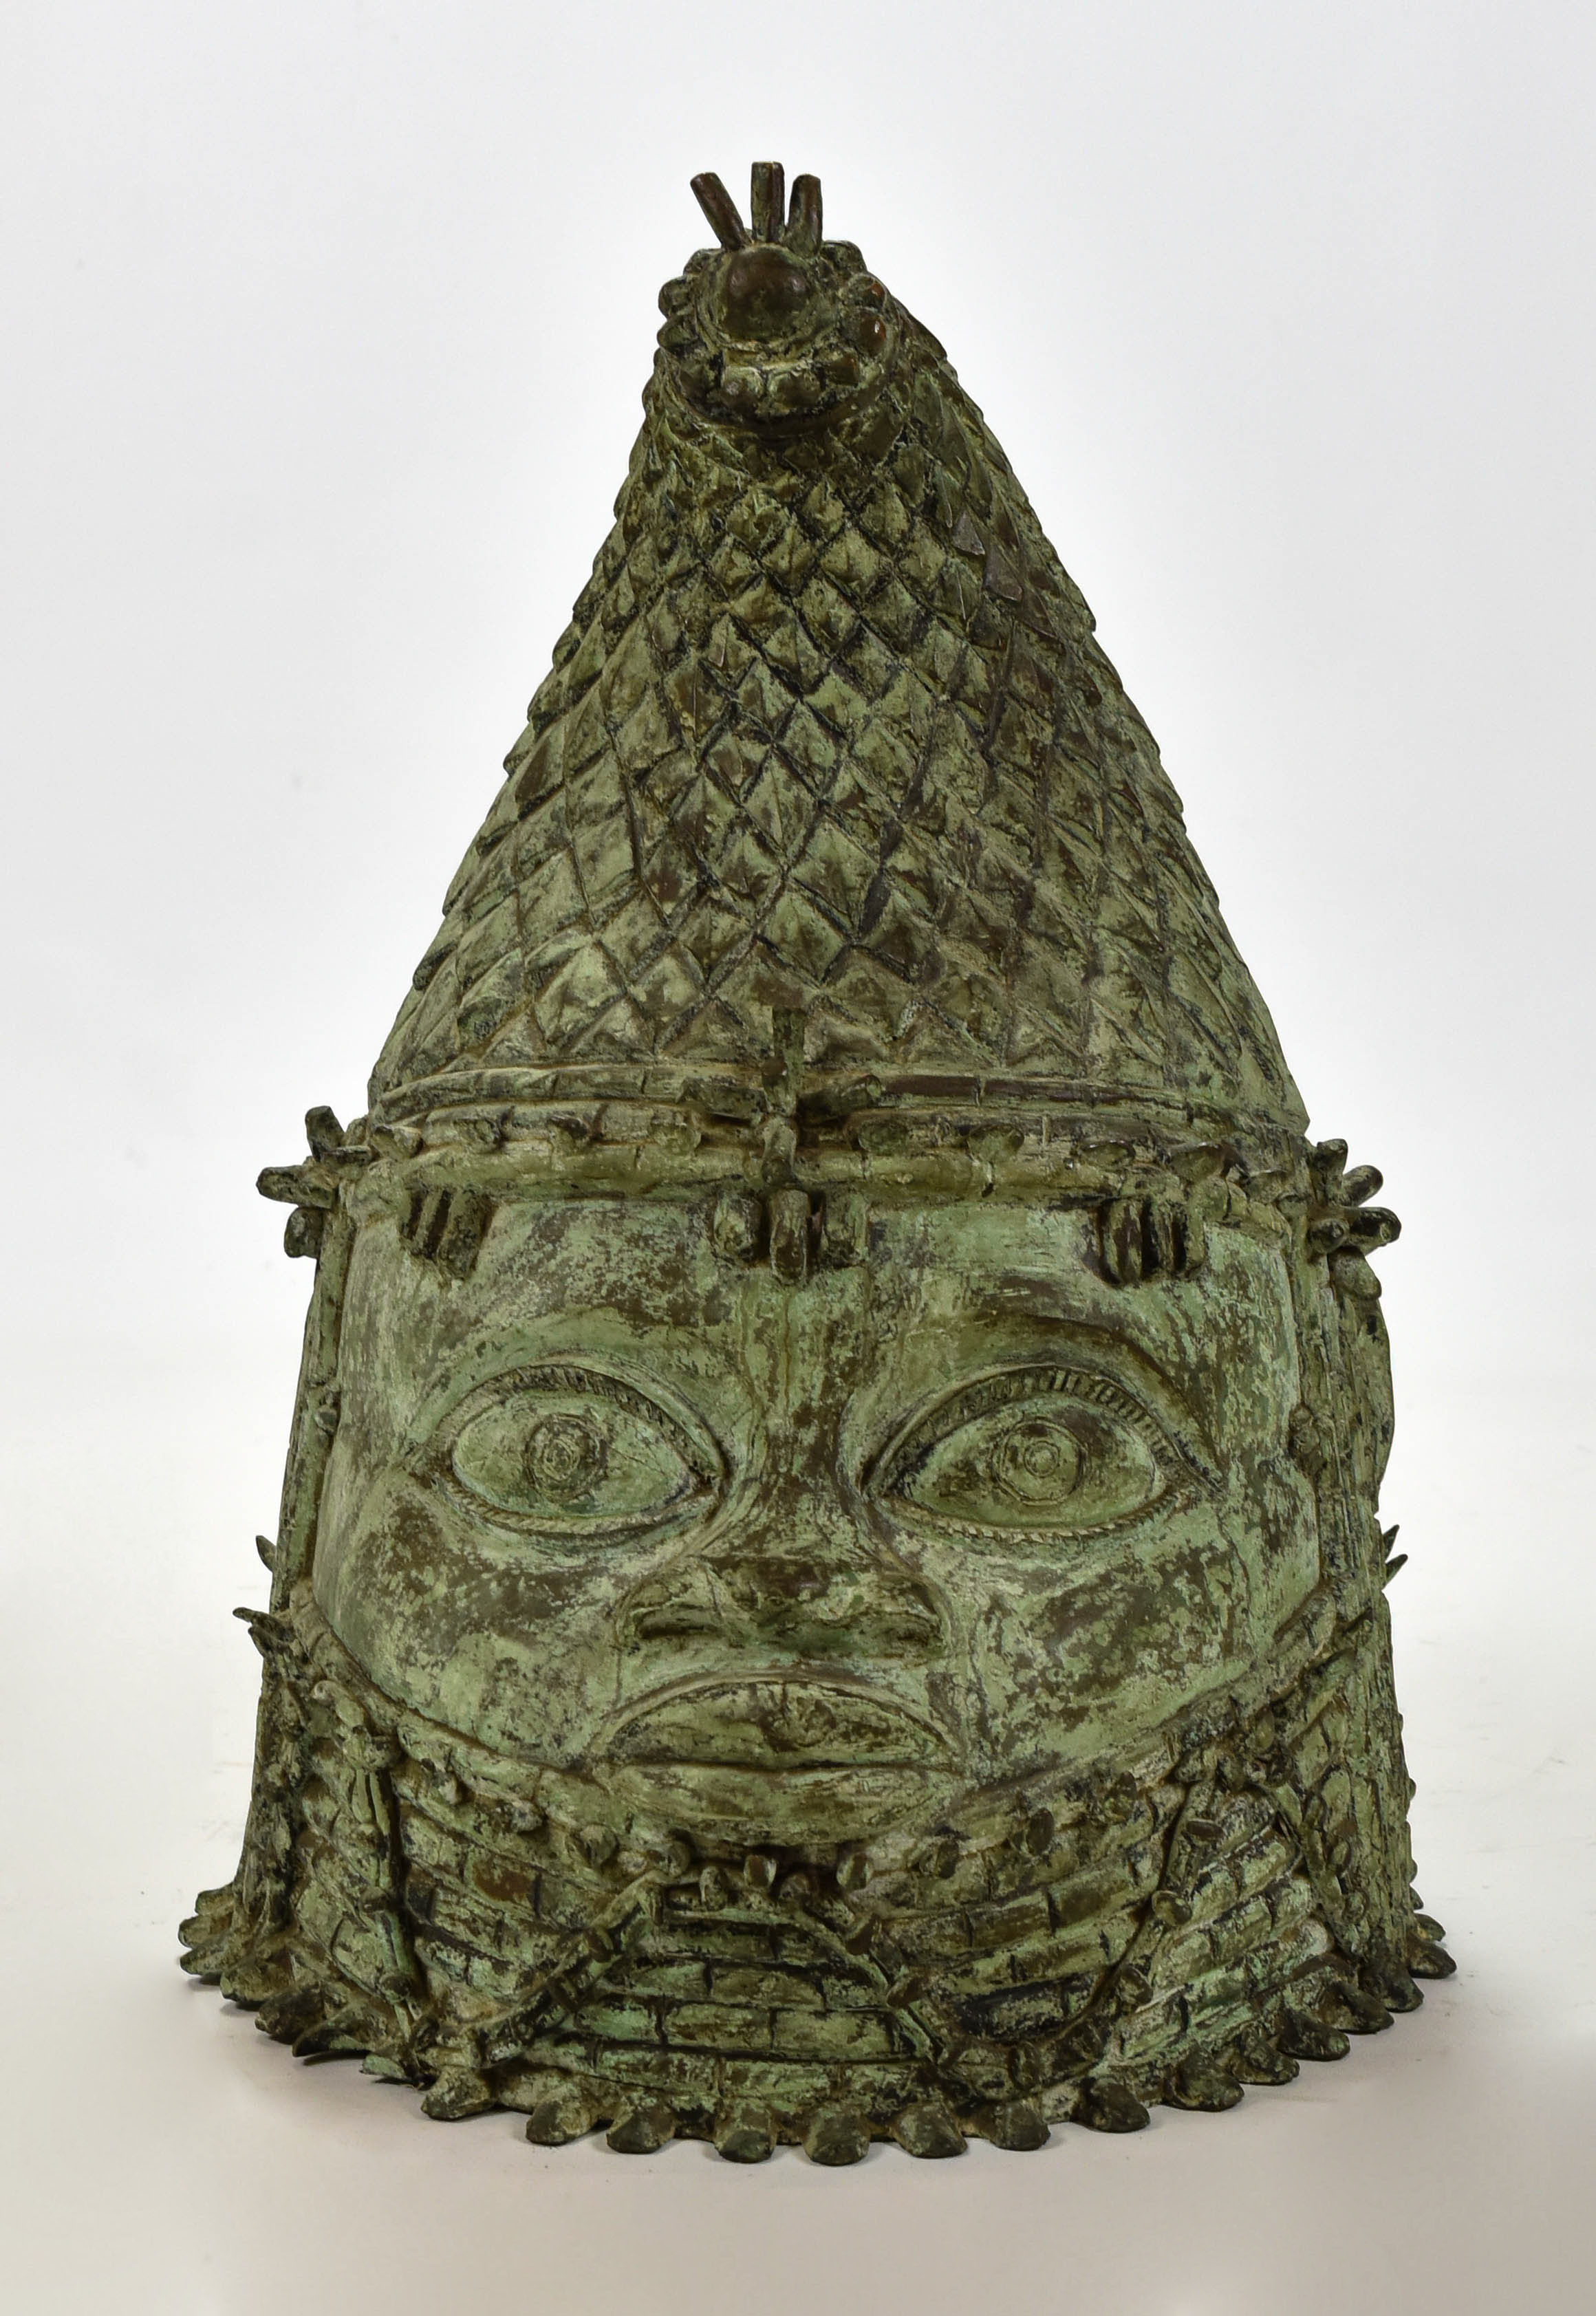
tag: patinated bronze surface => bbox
[182,164,1452,2158]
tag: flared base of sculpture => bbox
[182,1588,1452,2158]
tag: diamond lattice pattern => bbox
[370,327,1304,1131]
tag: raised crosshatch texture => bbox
[184,166,1449,2160]
[371,173,1302,1132]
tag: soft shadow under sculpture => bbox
[183,164,1454,2161]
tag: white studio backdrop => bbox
[2,4,1592,2311]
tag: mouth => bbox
[605,1674,953,1773]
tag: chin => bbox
[598,1760,959,1846]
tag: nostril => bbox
[623,1547,945,1660]
[624,1567,723,1646]
[892,1590,940,1630]
[769,1567,828,1602]
[878,1590,943,1652]
[726,1562,828,1613]
[631,1601,721,1641]
[716,1555,944,1657]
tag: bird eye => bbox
[444,1367,716,1538]
[878,1368,1171,1541]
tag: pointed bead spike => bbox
[893,2101,967,2158]
[1166,2061,1244,2110]
[1075,2079,1150,2133]
[787,173,823,248]
[305,1104,343,1156]
[804,2108,870,2165]
[750,160,785,241]
[984,2098,1049,2152]
[715,2104,775,2163]
[607,2101,676,2154]
[1277,2009,1350,2061]
[526,2086,594,2146]
[691,171,748,250]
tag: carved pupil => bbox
[523,1414,606,1500]
[991,1417,1081,1504]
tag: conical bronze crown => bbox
[369,168,1304,1143]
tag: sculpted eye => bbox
[879,1368,1171,1540]
[444,1367,717,1537]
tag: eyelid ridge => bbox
[952,1314,1221,1469]
[419,1360,726,1491]
[864,1357,1216,1502]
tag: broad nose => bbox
[621,1482,942,1662]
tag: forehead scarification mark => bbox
[398,1187,496,1278]
[1099,1191,1206,1286]
[707,1187,867,1283]
[767,1187,814,1285]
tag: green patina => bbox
[182,163,1452,2160]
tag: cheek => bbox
[1028,1537,1247,1691]
[958,1525,1248,1746]
[1231,1450,1322,1613]
[313,1464,639,1756]
[903,1478,1318,1771]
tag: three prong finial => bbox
[691,164,823,252]
[750,162,785,241]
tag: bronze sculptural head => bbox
[184,164,1452,2161]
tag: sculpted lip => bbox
[604,1676,954,1771]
